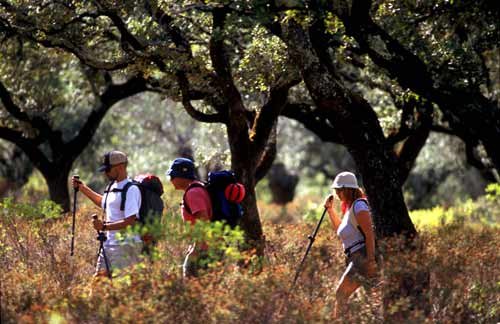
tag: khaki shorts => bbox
[95,243,143,275]
[340,248,376,288]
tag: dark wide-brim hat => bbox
[98,151,128,172]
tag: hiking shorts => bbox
[95,242,143,275]
[340,247,376,288]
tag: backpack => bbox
[183,170,245,227]
[347,198,369,238]
[105,174,164,225]
[348,198,380,261]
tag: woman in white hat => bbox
[324,171,377,318]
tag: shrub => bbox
[1,193,498,323]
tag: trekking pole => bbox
[92,214,112,279]
[70,175,79,256]
[291,207,328,289]
[274,207,329,320]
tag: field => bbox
[1,187,499,323]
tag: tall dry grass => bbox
[1,195,499,323]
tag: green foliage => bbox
[410,186,500,228]
[0,197,62,221]
[237,26,289,94]
[1,195,499,323]
[119,209,246,267]
[485,183,500,201]
[375,0,498,93]
[188,220,246,265]
[301,201,327,224]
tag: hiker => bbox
[166,157,213,277]
[71,150,143,277]
[323,171,377,318]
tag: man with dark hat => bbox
[72,150,143,277]
[167,157,212,277]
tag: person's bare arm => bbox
[356,211,376,261]
[93,215,137,231]
[72,177,102,207]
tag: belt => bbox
[344,240,365,257]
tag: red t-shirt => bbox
[182,182,213,224]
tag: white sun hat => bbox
[331,171,359,189]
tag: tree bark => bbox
[281,19,417,238]
[42,163,72,212]
[227,110,265,252]
[0,76,148,212]
[340,0,500,178]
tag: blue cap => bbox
[167,158,196,179]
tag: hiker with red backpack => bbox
[323,171,377,319]
[167,158,213,277]
[167,157,246,277]
[71,151,144,277]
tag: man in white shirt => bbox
[72,150,143,277]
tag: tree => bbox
[267,162,299,205]
[0,1,299,250]
[274,16,417,237]
[0,34,148,210]
[2,1,496,245]
[0,143,32,197]
[336,0,500,178]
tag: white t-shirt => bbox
[101,178,142,246]
[337,199,370,253]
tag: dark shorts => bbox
[340,247,376,288]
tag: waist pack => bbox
[183,170,245,227]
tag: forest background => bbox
[1,0,499,323]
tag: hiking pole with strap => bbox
[92,214,112,279]
[70,175,79,256]
[291,207,328,288]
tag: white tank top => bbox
[336,199,370,253]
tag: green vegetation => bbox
[410,183,500,228]
[0,0,498,322]
[1,186,499,323]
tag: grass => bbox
[1,187,499,323]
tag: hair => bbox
[339,187,365,214]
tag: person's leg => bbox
[110,243,143,274]
[94,243,143,278]
[183,250,198,278]
[334,263,361,319]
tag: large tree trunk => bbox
[348,141,416,238]
[281,20,426,319]
[281,19,416,238]
[227,115,265,254]
[42,164,72,212]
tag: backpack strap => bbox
[182,181,206,215]
[102,181,115,215]
[119,181,138,211]
[348,198,369,240]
